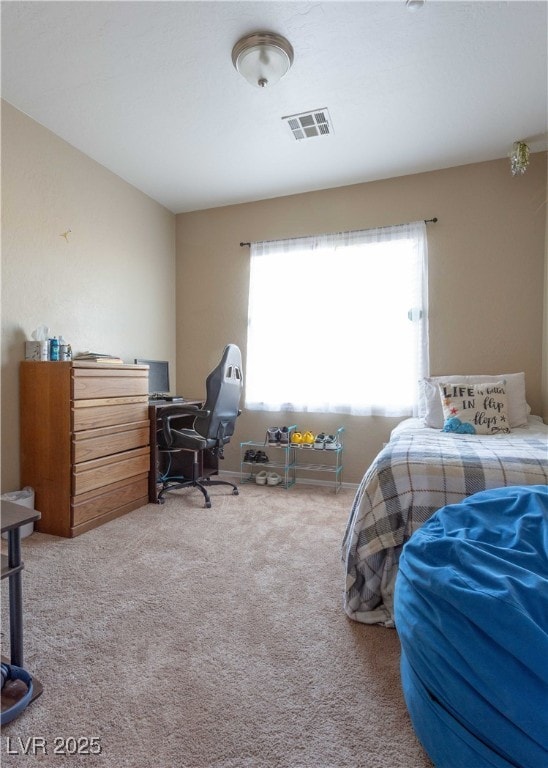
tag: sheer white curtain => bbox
[245,221,429,416]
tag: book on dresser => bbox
[19,361,150,537]
[73,352,124,363]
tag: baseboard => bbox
[217,469,358,492]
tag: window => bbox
[245,221,429,416]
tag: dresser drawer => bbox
[73,422,149,463]
[72,474,149,526]
[73,402,149,431]
[73,446,150,496]
[72,368,149,400]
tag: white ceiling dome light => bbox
[232,32,294,88]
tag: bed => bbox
[342,413,548,627]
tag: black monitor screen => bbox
[135,359,170,396]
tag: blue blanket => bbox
[395,485,548,768]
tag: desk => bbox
[1,500,43,700]
[148,401,219,503]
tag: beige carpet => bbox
[1,483,431,768]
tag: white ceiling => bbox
[2,1,547,214]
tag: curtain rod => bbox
[239,217,438,247]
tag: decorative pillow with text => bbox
[419,372,529,428]
[438,382,511,435]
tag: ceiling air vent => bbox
[281,108,333,141]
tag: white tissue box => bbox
[25,341,49,361]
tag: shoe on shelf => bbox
[255,451,269,463]
[324,434,341,450]
[243,449,256,462]
[279,426,290,445]
[255,470,268,485]
[267,472,282,486]
[301,431,315,448]
[265,427,280,446]
[290,432,303,447]
[313,433,326,450]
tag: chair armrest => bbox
[159,406,211,447]
[159,404,201,418]
[162,408,211,425]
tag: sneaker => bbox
[267,472,282,486]
[254,451,270,463]
[290,432,303,447]
[279,426,290,445]
[265,427,280,446]
[313,433,326,450]
[255,470,268,485]
[324,434,341,451]
[301,431,315,448]
[243,449,256,462]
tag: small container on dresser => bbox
[19,361,150,537]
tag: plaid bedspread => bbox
[342,429,548,626]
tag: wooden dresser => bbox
[20,361,150,537]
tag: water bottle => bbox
[49,337,60,361]
[39,340,49,361]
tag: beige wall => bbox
[1,102,176,491]
[176,154,547,484]
[2,99,545,491]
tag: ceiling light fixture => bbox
[232,32,294,88]
[510,141,530,176]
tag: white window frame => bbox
[245,220,429,416]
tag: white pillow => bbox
[419,372,529,428]
[438,381,511,435]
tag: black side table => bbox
[1,500,42,699]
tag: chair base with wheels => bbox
[157,449,239,508]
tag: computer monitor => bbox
[135,359,170,396]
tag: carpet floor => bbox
[1,483,431,767]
